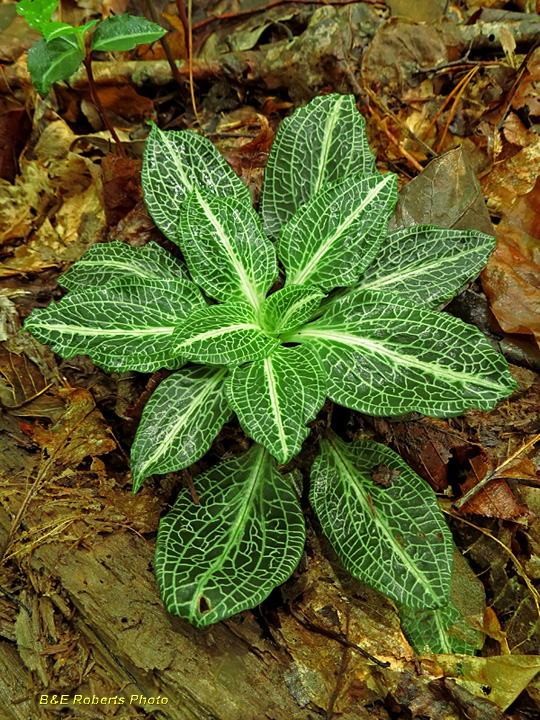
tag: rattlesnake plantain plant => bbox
[25,95,515,640]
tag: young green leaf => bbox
[178,190,277,310]
[355,226,497,308]
[279,174,397,292]
[261,94,378,237]
[42,18,99,42]
[24,277,203,372]
[259,285,325,335]
[155,444,306,626]
[131,366,233,492]
[90,14,166,52]
[142,124,251,241]
[226,345,326,464]
[27,36,85,97]
[284,289,517,417]
[173,302,279,366]
[16,0,57,33]
[58,241,188,292]
[311,434,453,609]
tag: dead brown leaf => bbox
[101,154,143,226]
[458,455,532,519]
[481,235,540,344]
[33,387,116,468]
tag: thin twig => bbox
[175,0,189,49]
[289,605,390,668]
[187,0,200,124]
[83,55,127,158]
[435,65,479,153]
[192,0,383,31]
[454,432,540,510]
[6,383,53,411]
[444,509,540,619]
[0,585,32,616]
[325,611,351,720]
[419,68,476,144]
[369,107,424,172]
[144,0,183,87]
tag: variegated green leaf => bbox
[25,277,203,372]
[155,444,305,626]
[311,434,453,609]
[173,302,279,366]
[58,241,188,292]
[399,601,481,655]
[398,546,485,654]
[177,190,277,309]
[284,290,517,417]
[131,366,233,492]
[142,124,251,241]
[279,174,397,292]
[261,94,378,237]
[356,226,497,307]
[90,14,166,52]
[259,285,325,335]
[226,345,326,464]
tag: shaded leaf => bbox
[389,146,494,237]
[155,444,305,626]
[311,433,453,609]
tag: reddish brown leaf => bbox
[101,154,143,226]
[458,455,532,519]
[0,108,31,182]
[481,234,540,344]
[374,417,474,492]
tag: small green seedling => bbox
[25,95,516,639]
[18,0,166,96]
[17,0,165,156]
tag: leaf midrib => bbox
[178,322,262,349]
[313,95,345,196]
[289,328,505,391]
[328,436,440,606]
[29,323,175,337]
[138,369,227,476]
[193,189,262,310]
[360,244,489,292]
[188,445,266,619]
[290,175,392,286]
[264,356,288,459]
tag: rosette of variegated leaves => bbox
[25,95,515,643]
